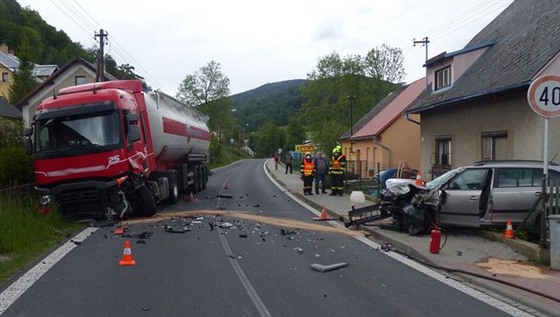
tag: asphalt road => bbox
[0,159,532,316]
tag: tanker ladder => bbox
[344,204,390,229]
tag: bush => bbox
[0,146,34,189]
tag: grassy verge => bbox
[0,193,84,285]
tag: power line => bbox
[47,0,164,89]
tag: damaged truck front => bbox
[25,80,211,221]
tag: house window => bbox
[1,72,8,82]
[435,135,451,166]
[435,66,451,91]
[75,76,86,85]
[482,130,508,161]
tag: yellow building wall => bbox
[0,65,13,100]
[342,113,421,177]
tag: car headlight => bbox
[38,194,52,207]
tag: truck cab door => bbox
[125,113,148,173]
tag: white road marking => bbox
[263,160,534,317]
[217,228,272,317]
[0,227,98,315]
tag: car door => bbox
[437,168,490,228]
[491,168,543,226]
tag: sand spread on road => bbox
[476,258,557,279]
[121,209,368,237]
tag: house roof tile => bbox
[350,77,425,139]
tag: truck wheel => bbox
[167,172,179,204]
[201,167,207,190]
[137,185,156,217]
[194,166,201,193]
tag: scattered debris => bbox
[294,247,304,254]
[310,263,349,273]
[239,234,248,238]
[163,225,189,234]
[380,243,392,252]
[90,218,115,227]
[217,194,233,198]
[114,227,127,235]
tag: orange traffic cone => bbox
[415,170,424,186]
[503,219,515,239]
[119,240,136,266]
[224,181,229,190]
[320,207,327,220]
[314,207,331,221]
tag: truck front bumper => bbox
[36,179,120,221]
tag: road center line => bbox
[217,228,272,317]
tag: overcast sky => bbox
[16,0,514,95]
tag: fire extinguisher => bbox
[429,224,445,254]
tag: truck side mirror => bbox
[128,125,141,143]
[126,113,141,143]
[24,128,33,155]
[24,138,33,155]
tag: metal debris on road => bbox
[310,263,349,273]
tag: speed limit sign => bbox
[527,75,560,118]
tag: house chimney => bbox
[0,43,10,54]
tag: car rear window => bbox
[495,168,548,188]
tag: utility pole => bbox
[95,29,108,82]
[413,37,430,91]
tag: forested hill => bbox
[230,79,307,132]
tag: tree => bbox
[284,117,306,153]
[253,123,285,157]
[301,46,404,153]
[8,29,39,104]
[176,61,233,142]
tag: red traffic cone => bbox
[188,192,195,203]
[224,181,229,190]
[119,240,136,266]
[503,219,515,239]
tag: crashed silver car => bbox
[426,160,560,229]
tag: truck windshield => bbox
[35,109,122,158]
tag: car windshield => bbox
[425,167,465,190]
[35,109,122,158]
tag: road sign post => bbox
[527,74,560,248]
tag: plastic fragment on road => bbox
[310,263,349,273]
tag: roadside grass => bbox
[0,193,84,285]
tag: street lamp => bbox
[348,95,356,156]
[348,95,356,188]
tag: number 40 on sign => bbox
[527,75,560,118]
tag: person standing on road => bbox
[313,151,328,194]
[300,152,316,195]
[273,153,280,170]
[285,152,293,174]
[329,145,346,196]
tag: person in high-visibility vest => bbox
[300,152,316,195]
[329,145,346,196]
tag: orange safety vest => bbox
[330,155,346,174]
[302,160,315,176]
